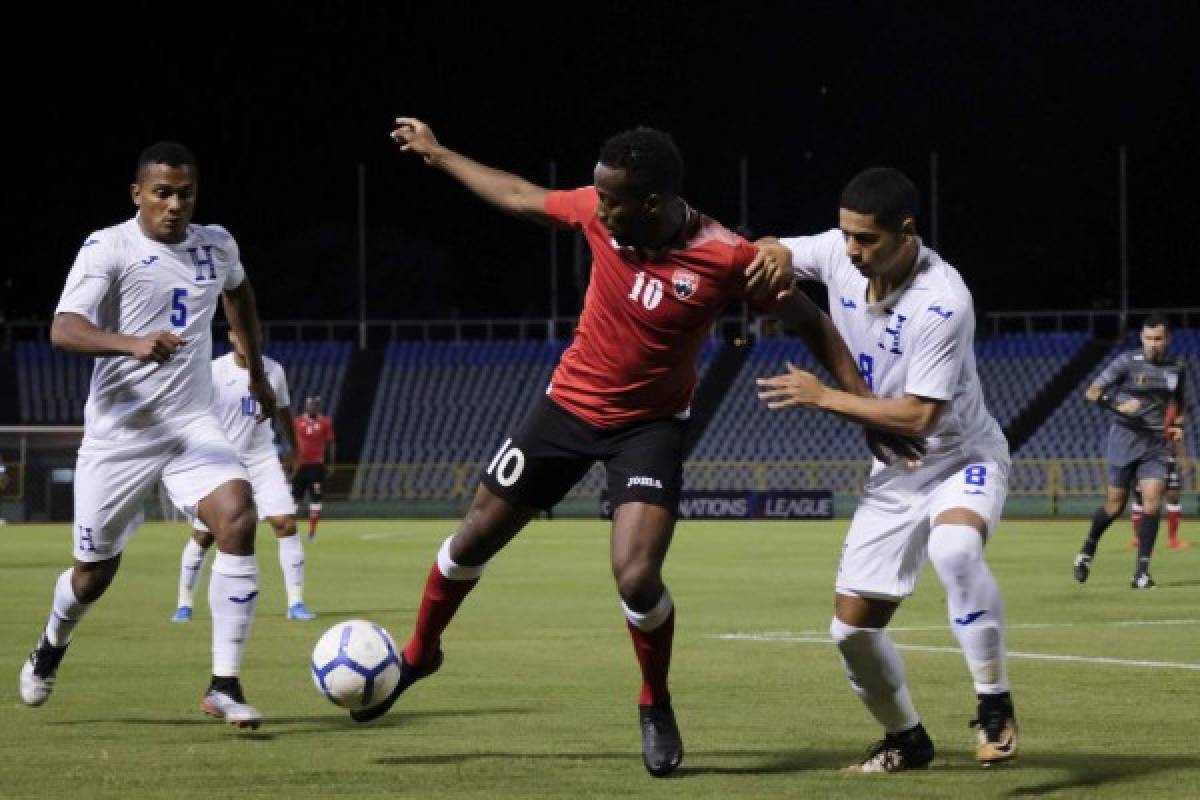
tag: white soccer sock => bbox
[209,553,258,677]
[436,535,486,580]
[621,588,674,632]
[178,538,208,608]
[44,569,91,647]
[277,534,305,607]
[830,617,920,734]
[928,524,1011,694]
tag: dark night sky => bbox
[5,2,1195,324]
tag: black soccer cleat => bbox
[639,704,683,777]
[971,693,1018,766]
[847,723,935,773]
[1072,553,1091,583]
[350,646,443,723]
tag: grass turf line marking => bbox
[714,633,1200,670]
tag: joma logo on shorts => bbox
[627,476,663,489]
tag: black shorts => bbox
[292,463,325,503]
[480,396,685,514]
[1132,459,1181,501]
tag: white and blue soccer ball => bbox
[311,619,402,711]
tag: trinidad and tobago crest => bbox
[672,269,699,300]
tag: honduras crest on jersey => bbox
[672,269,698,300]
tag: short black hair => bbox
[136,141,197,180]
[1142,312,1170,331]
[840,167,919,231]
[598,127,684,197]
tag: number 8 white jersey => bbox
[55,216,247,441]
[782,229,1008,466]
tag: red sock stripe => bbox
[404,562,478,667]
[626,608,675,707]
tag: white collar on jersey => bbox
[864,237,932,316]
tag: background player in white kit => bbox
[171,325,316,623]
[756,168,1017,772]
[18,142,274,729]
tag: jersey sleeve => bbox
[543,187,598,229]
[207,225,246,290]
[1093,353,1130,390]
[55,234,119,320]
[781,229,844,283]
[904,301,971,401]
[270,361,291,408]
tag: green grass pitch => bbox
[2,518,1198,799]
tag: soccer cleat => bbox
[286,602,316,621]
[639,704,684,777]
[350,646,443,723]
[18,637,69,707]
[201,678,262,729]
[171,606,193,623]
[1169,538,1190,550]
[1072,553,1091,583]
[847,723,935,773]
[972,695,1018,766]
[1131,573,1157,589]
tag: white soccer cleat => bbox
[18,637,68,707]
[19,658,55,707]
[201,688,263,729]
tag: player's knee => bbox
[830,617,871,656]
[274,518,298,539]
[927,525,984,580]
[74,559,120,603]
[612,559,661,609]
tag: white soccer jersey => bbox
[783,229,1008,465]
[209,352,290,457]
[56,217,247,440]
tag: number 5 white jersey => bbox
[782,229,1008,467]
[55,217,247,441]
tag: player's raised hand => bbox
[391,117,441,164]
[131,331,185,364]
[248,374,278,423]
[757,361,825,409]
[745,238,794,303]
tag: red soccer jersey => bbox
[544,187,758,428]
[294,414,334,464]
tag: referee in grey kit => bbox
[1074,313,1186,588]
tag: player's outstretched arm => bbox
[758,365,944,438]
[390,117,550,224]
[276,405,299,473]
[222,280,276,422]
[50,312,184,363]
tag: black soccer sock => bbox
[1081,508,1116,557]
[1135,514,1161,576]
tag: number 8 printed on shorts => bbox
[965,465,987,487]
[486,437,525,487]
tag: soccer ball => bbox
[310,619,402,711]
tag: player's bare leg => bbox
[197,479,263,728]
[930,507,1016,766]
[611,501,682,777]
[1075,485,1128,583]
[833,593,934,772]
[20,555,121,707]
[352,485,537,723]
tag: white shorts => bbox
[836,456,1008,601]
[73,414,249,562]
[192,450,297,532]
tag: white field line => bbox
[719,619,1200,638]
[714,628,1200,670]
